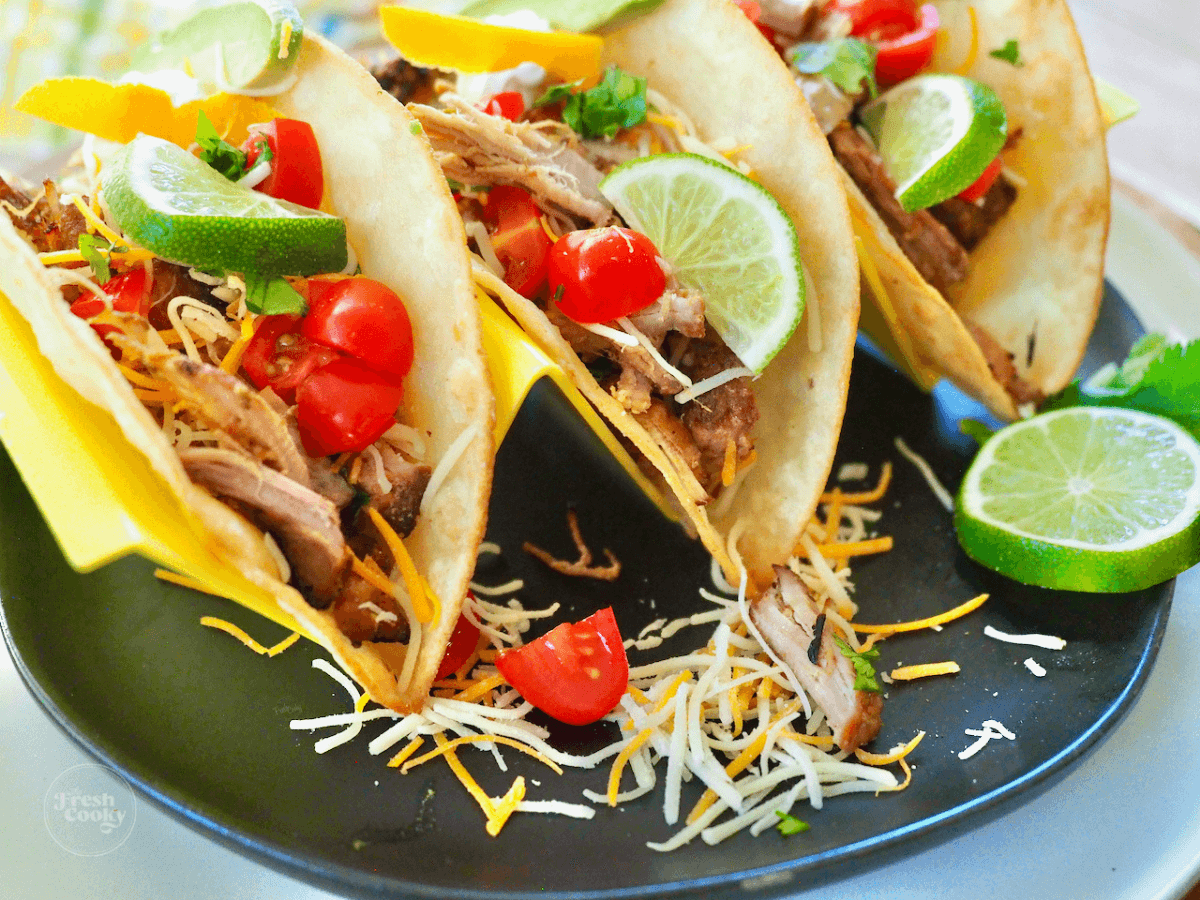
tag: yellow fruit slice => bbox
[14,77,279,149]
[378,6,602,81]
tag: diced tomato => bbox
[69,268,150,319]
[957,154,1003,203]
[495,607,629,726]
[873,4,938,85]
[547,227,666,324]
[301,277,414,382]
[241,314,340,404]
[241,118,324,210]
[732,0,779,44]
[481,185,553,297]
[480,91,525,121]
[295,357,403,457]
[435,610,482,680]
[827,0,918,37]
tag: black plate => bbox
[0,283,1171,898]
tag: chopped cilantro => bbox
[196,110,248,182]
[775,812,810,836]
[77,233,112,284]
[534,66,648,140]
[989,39,1023,66]
[1042,335,1200,442]
[959,419,996,447]
[410,121,424,135]
[833,636,882,693]
[788,38,878,99]
[243,272,308,316]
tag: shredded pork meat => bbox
[1,176,88,254]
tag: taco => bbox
[370,0,860,593]
[0,27,493,711]
[748,0,1109,418]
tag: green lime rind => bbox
[599,153,804,374]
[132,0,304,92]
[955,407,1200,593]
[859,73,1007,213]
[104,136,347,277]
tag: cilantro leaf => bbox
[788,38,878,99]
[833,636,882,693]
[196,110,249,182]
[244,273,308,316]
[1042,336,1200,442]
[989,39,1023,66]
[77,233,112,284]
[534,67,648,140]
[775,812,810,836]
[959,419,996,447]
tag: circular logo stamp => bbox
[43,764,137,856]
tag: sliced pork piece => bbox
[828,124,969,295]
[750,566,882,751]
[354,445,432,539]
[966,323,1044,406]
[930,173,1018,251]
[143,261,225,331]
[370,56,447,105]
[634,397,707,490]
[1,177,88,254]
[328,573,408,644]
[626,288,707,345]
[678,334,759,497]
[756,0,819,38]
[179,447,349,605]
[796,74,856,135]
[147,355,310,487]
[410,95,614,227]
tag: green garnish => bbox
[788,38,878,99]
[775,812,810,836]
[989,39,1023,66]
[535,66,648,140]
[77,233,113,284]
[196,110,248,182]
[1042,334,1200,442]
[833,636,882,693]
[244,272,307,315]
[410,121,424,135]
[959,418,996,447]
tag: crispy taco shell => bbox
[0,33,494,712]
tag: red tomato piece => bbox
[435,610,483,680]
[547,227,666,324]
[301,277,415,381]
[479,91,525,121]
[69,268,150,319]
[828,0,918,38]
[241,118,325,210]
[482,185,553,297]
[733,0,761,22]
[873,4,938,85]
[956,154,1003,203]
[295,357,403,457]
[241,314,340,404]
[495,607,629,726]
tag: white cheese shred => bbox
[420,423,480,515]
[894,436,955,511]
[674,366,754,405]
[983,625,1067,650]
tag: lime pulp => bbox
[598,153,804,374]
[103,135,347,277]
[955,406,1200,593]
[858,73,1007,213]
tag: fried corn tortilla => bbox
[0,32,494,712]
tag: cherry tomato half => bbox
[295,357,404,457]
[828,0,918,38]
[480,91,526,121]
[496,607,629,726]
[956,154,1003,203]
[241,314,340,404]
[435,610,483,680]
[301,277,415,382]
[242,118,325,210]
[69,268,150,319]
[873,4,938,85]
[482,185,553,297]
[547,227,666,324]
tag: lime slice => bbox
[103,135,347,277]
[132,0,303,93]
[858,73,1007,213]
[599,153,804,374]
[955,407,1200,592]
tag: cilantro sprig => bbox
[534,66,648,140]
[77,233,114,284]
[989,39,1023,67]
[788,38,878,99]
[833,636,882,693]
[244,272,308,316]
[775,812,810,836]
[196,110,249,182]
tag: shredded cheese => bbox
[983,625,1066,650]
[366,506,437,624]
[888,661,961,681]
[951,6,980,75]
[673,365,754,405]
[894,437,954,511]
[853,592,988,634]
[199,616,300,657]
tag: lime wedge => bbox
[132,0,303,93]
[599,153,804,374]
[858,73,1007,213]
[955,407,1200,592]
[103,135,347,276]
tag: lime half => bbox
[859,73,1007,213]
[103,135,347,276]
[955,407,1200,592]
[599,153,804,374]
[133,0,304,93]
